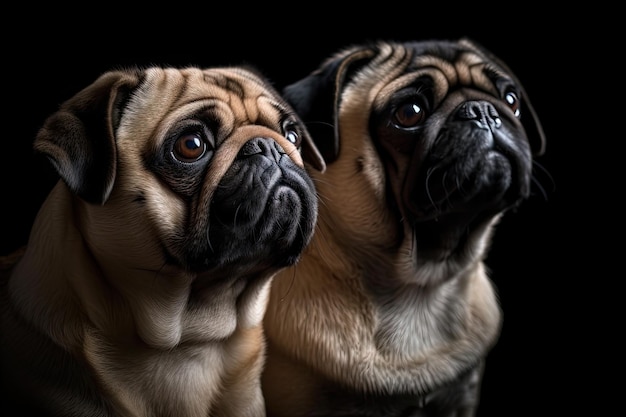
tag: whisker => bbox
[531,160,555,201]
[425,166,438,209]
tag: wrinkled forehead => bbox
[355,43,513,108]
[117,67,285,144]
[132,67,281,121]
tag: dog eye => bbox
[285,129,300,145]
[393,101,427,128]
[173,133,207,162]
[505,91,521,118]
[283,122,302,147]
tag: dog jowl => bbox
[0,66,321,417]
[262,39,546,417]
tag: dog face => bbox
[284,38,545,285]
[3,66,321,416]
[39,66,320,277]
[262,39,545,416]
[32,66,321,346]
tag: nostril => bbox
[239,138,262,156]
[456,101,484,121]
[456,101,501,129]
[240,137,268,156]
[239,137,285,158]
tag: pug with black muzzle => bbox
[0,66,322,417]
[262,39,546,417]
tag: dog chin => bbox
[403,213,501,286]
[175,184,316,274]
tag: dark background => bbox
[2,8,599,416]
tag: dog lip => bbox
[181,154,317,274]
[405,147,523,224]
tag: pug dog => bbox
[262,39,546,417]
[0,65,323,417]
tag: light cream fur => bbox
[5,67,315,417]
[262,42,513,416]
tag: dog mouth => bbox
[183,138,318,274]
[409,147,518,222]
[406,99,532,220]
[394,105,533,258]
[404,148,518,260]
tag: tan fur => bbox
[262,40,545,416]
[1,66,320,417]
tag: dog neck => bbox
[266,216,501,394]
[8,182,272,353]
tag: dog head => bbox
[29,66,322,348]
[261,39,546,416]
[283,39,545,285]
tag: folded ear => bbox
[283,47,375,168]
[33,69,142,204]
[516,88,546,156]
[460,38,547,156]
[299,129,327,173]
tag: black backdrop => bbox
[1,8,593,416]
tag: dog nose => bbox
[456,101,501,130]
[239,137,286,160]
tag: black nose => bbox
[455,101,502,131]
[239,137,286,160]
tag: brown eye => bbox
[505,91,521,118]
[173,133,207,162]
[393,101,427,128]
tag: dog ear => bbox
[283,47,375,167]
[459,38,546,156]
[299,129,327,173]
[33,69,142,204]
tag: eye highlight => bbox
[283,120,302,147]
[173,132,207,162]
[286,129,299,145]
[505,91,521,118]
